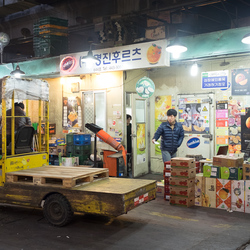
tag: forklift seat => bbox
[7,125,35,155]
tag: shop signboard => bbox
[60,39,169,75]
[201,70,228,90]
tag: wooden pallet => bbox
[5,166,109,188]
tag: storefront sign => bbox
[201,70,228,89]
[136,76,155,98]
[60,40,169,75]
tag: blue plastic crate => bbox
[73,134,91,146]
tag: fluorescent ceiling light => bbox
[190,62,198,76]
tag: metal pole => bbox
[94,134,97,168]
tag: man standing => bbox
[6,102,31,145]
[152,109,184,162]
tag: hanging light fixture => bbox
[81,43,99,65]
[10,64,25,78]
[241,33,250,44]
[166,38,187,59]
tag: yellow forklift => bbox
[0,76,156,226]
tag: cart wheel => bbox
[43,194,73,227]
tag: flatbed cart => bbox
[0,76,156,226]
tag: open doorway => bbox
[125,92,149,178]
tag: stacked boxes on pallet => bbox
[169,157,196,207]
[66,133,91,165]
[33,17,68,57]
[164,161,171,200]
[198,155,244,210]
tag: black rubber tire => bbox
[43,194,73,227]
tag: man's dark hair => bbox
[167,109,177,117]
[127,114,132,120]
[14,102,24,109]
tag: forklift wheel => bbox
[43,194,73,227]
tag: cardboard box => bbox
[220,167,243,180]
[170,196,195,207]
[49,147,58,155]
[203,178,216,208]
[245,181,250,213]
[171,168,196,178]
[49,137,65,147]
[169,177,195,188]
[156,182,164,198]
[57,145,66,156]
[170,157,195,169]
[195,173,205,206]
[216,179,231,210]
[203,164,220,178]
[213,155,243,168]
[243,163,250,180]
[231,180,245,212]
[170,186,194,198]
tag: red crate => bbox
[164,193,170,201]
[163,169,171,178]
[164,161,171,170]
[195,161,200,173]
[164,176,170,185]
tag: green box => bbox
[203,164,220,178]
[220,167,243,180]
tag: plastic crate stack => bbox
[66,133,91,165]
[33,17,68,57]
[164,161,171,200]
[169,157,196,207]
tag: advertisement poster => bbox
[63,97,82,129]
[136,123,146,164]
[231,68,250,96]
[216,100,228,150]
[228,100,242,154]
[179,102,209,133]
[241,109,250,158]
[154,95,172,155]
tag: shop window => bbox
[83,91,106,133]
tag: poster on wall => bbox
[179,102,209,133]
[154,95,172,155]
[136,123,146,164]
[63,96,82,129]
[215,100,229,152]
[241,108,250,159]
[231,68,250,96]
[228,100,242,154]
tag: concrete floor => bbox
[0,174,249,250]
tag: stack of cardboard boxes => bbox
[169,157,196,207]
[195,154,248,213]
[164,161,171,200]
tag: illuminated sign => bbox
[60,39,169,75]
